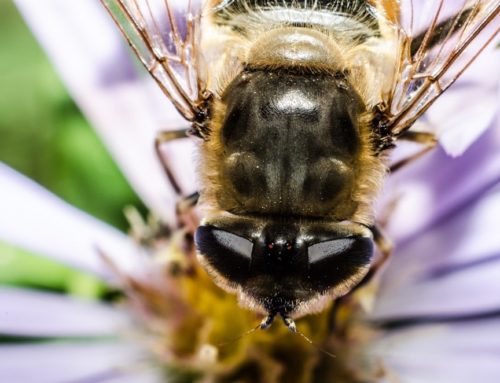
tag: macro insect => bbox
[102,0,499,331]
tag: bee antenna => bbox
[296,330,337,359]
[281,315,336,360]
[295,330,337,359]
[216,322,262,348]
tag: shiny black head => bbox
[195,219,373,318]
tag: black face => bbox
[195,221,373,317]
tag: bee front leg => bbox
[177,191,199,214]
[176,191,200,233]
[155,129,200,231]
[390,131,437,173]
[155,128,192,196]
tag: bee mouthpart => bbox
[259,312,297,333]
[281,315,297,333]
[259,314,276,330]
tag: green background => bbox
[0,1,144,298]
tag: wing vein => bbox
[122,0,196,113]
[390,1,500,136]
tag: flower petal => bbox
[373,318,500,383]
[383,117,500,244]
[0,163,144,280]
[0,287,127,337]
[14,0,199,224]
[372,183,500,321]
[0,341,157,383]
[99,370,163,383]
[427,45,499,157]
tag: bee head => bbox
[195,216,373,318]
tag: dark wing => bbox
[386,0,499,137]
[101,0,207,124]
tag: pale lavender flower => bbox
[1,0,499,382]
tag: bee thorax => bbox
[247,27,344,73]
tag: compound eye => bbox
[195,225,254,285]
[307,236,373,293]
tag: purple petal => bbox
[14,0,194,224]
[0,163,145,280]
[373,180,500,320]
[0,341,156,383]
[0,287,128,337]
[429,79,498,157]
[373,318,500,383]
[98,370,163,383]
[382,117,500,244]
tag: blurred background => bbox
[0,0,144,300]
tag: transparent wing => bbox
[387,0,499,136]
[101,0,206,122]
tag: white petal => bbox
[77,83,193,224]
[373,184,500,320]
[0,287,127,337]
[373,319,500,383]
[372,261,500,320]
[103,371,163,383]
[426,45,499,157]
[0,341,152,383]
[14,0,199,224]
[0,163,144,280]
[430,87,497,157]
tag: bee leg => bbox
[175,191,200,234]
[177,192,199,214]
[155,128,191,196]
[164,193,200,274]
[366,225,393,281]
[124,206,171,247]
[398,130,436,143]
[329,225,393,333]
[390,131,437,173]
[155,129,200,231]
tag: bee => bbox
[102,0,499,330]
